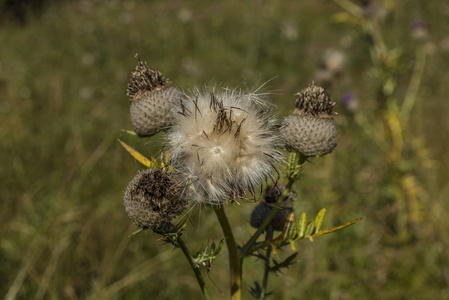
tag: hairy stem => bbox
[177,236,212,300]
[214,205,242,300]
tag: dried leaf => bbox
[118,139,152,168]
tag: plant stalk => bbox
[214,205,242,300]
[260,226,274,299]
[177,236,212,300]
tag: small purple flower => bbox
[341,91,358,112]
[411,20,429,41]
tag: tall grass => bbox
[1,0,449,299]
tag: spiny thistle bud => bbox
[166,87,283,205]
[280,83,337,156]
[127,55,182,136]
[123,168,187,232]
[250,186,295,231]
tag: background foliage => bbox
[1,0,448,299]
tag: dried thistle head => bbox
[127,55,182,136]
[250,185,295,231]
[166,87,283,205]
[123,168,187,232]
[280,83,337,156]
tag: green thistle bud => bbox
[280,83,337,156]
[127,55,182,137]
[123,168,187,232]
[250,186,295,231]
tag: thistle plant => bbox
[119,56,361,299]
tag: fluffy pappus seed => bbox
[123,168,187,232]
[166,87,283,205]
[280,83,337,156]
[127,55,183,136]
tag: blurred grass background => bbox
[1,0,449,299]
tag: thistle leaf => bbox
[130,228,144,237]
[312,217,362,237]
[298,212,307,239]
[314,208,326,234]
[118,139,153,168]
[121,129,138,137]
[270,252,298,273]
[305,219,315,238]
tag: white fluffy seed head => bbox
[166,87,283,205]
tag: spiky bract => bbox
[166,87,283,205]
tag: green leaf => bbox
[270,252,298,273]
[304,219,315,238]
[121,129,138,137]
[314,208,326,234]
[297,212,307,239]
[312,217,363,237]
[130,228,144,236]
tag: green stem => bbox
[260,227,273,300]
[242,153,307,255]
[214,205,242,300]
[177,237,212,300]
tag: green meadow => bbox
[1,1,449,299]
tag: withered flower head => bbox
[123,168,187,232]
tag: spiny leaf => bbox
[118,139,152,168]
[314,208,326,234]
[270,252,298,273]
[192,239,225,269]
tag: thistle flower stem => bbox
[260,226,273,299]
[242,153,307,256]
[214,205,242,300]
[176,237,212,300]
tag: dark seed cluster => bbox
[123,168,186,231]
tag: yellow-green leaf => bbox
[121,129,138,137]
[298,212,307,239]
[314,208,326,234]
[305,220,315,238]
[118,139,152,168]
[312,217,363,237]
